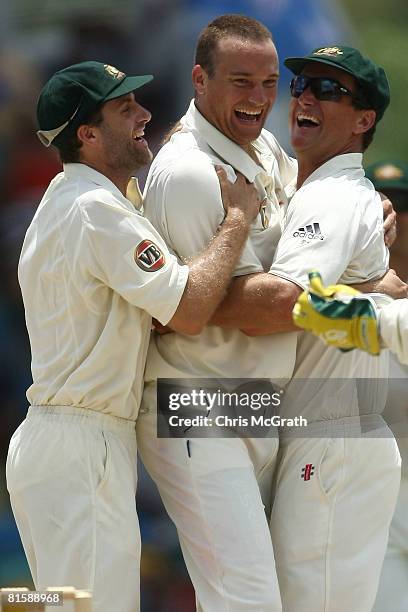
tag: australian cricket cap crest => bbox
[37,61,153,147]
[284,45,390,121]
[366,160,408,212]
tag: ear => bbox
[76,123,100,147]
[192,64,208,96]
[354,109,376,135]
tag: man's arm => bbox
[168,168,261,335]
[293,271,408,365]
[351,268,407,299]
[212,182,402,337]
[210,272,301,334]
[380,193,397,247]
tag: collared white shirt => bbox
[19,163,188,419]
[270,153,388,289]
[380,300,408,366]
[270,153,390,420]
[143,100,298,382]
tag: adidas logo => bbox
[293,222,325,241]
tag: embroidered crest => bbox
[314,47,344,57]
[374,164,403,181]
[104,64,125,79]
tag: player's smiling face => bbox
[289,63,371,165]
[193,36,279,147]
[98,93,153,171]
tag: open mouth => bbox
[132,129,147,142]
[234,108,263,123]
[296,114,320,128]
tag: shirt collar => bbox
[302,153,364,186]
[181,100,266,183]
[63,163,127,202]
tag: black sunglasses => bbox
[290,75,355,102]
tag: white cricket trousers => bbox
[137,382,282,612]
[6,406,140,612]
[270,415,401,612]
[373,474,408,612]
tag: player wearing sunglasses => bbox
[290,74,357,102]
[209,45,404,611]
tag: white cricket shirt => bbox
[143,100,298,382]
[270,153,390,421]
[380,299,408,365]
[19,163,188,420]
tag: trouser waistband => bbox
[279,413,387,439]
[27,405,136,435]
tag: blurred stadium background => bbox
[0,1,406,609]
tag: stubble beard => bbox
[101,125,153,174]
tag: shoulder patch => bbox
[134,240,165,272]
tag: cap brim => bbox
[284,56,356,79]
[105,74,154,101]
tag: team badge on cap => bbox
[314,47,343,57]
[135,240,165,272]
[104,64,125,79]
[374,164,404,181]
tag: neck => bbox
[242,143,261,164]
[294,138,363,189]
[296,146,361,189]
[80,159,131,196]
[194,99,260,164]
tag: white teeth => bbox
[297,113,320,126]
[235,109,262,116]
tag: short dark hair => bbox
[195,14,273,78]
[56,105,104,163]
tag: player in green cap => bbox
[5,60,261,611]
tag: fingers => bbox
[215,164,228,185]
[384,220,397,247]
[308,271,326,297]
[382,196,397,247]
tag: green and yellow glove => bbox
[293,271,381,356]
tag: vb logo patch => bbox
[134,240,165,272]
[301,463,315,481]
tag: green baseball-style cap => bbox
[284,45,390,121]
[366,160,408,212]
[37,61,153,147]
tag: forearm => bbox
[352,269,408,300]
[210,273,301,333]
[168,209,251,334]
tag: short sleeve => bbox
[380,300,408,365]
[269,184,360,289]
[73,194,188,325]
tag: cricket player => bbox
[5,61,261,612]
[366,166,408,612]
[295,160,408,610]
[231,47,403,611]
[136,14,403,612]
[210,43,407,611]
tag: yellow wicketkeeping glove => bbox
[292,271,381,355]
